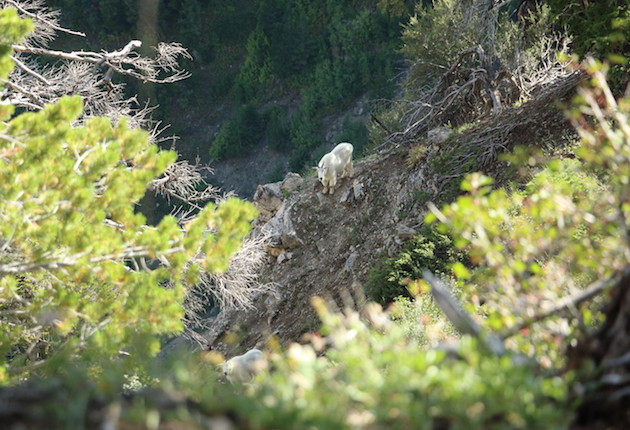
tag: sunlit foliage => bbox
[0,8,257,383]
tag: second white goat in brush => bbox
[316,142,353,195]
[222,348,266,384]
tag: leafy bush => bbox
[391,292,460,346]
[9,300,570,429]
[231,301,569,430]
[401,0,478,84]
[365,224,464,305]
[427,145,617,364]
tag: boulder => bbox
[253,182,283,222]
[280,172,303,194]
[427,126,452,144]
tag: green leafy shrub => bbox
[391,292,460,346]
[365,224,464,305]
[427,135,618,365]
[231,300,569,430]
[9,301,570,429]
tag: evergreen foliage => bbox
[546,0,629,77]
[49,0,413,170]
[553,1,628,89]
[365,225,464,305]
[0,9,257,383]
[264,105,291,151]
[209,104,265,160]
[339,116,370,157]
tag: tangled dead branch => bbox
[182,228,276,346]
[387,1,572,148]
[1,0,191,135]
[152,160,232,211]
[388,42,572,147]
[420,70,584,194]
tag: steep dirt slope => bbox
[203,73,581,356]
[204,147,431,353]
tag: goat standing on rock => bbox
[316,142,354,195]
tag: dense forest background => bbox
[44,0,629,191]
[46,0,426,178]
[44,0,628,191]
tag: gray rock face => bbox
[427,126,452,144]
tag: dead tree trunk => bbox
[568,266,630,429]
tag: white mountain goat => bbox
[316,142,354,195]
[222,348,266,384]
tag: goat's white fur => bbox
[316,142,353,195]
[222,348,265,384]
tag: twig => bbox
[0,242,186,276]
[370,113,391,134]
[11,55,51,85]
[2,80,45,109]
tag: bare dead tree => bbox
[182,228,276,347]
[1,0,191,140]
[151,160,233,211]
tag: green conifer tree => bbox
[0,7,257,383]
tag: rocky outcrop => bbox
[207,148,436,354]
[253,173,305,258]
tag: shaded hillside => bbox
[46,0,412,179]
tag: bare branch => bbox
[2,0,85,39]
[181,229,276,345]
[423,270,506,355]
[10,55,50,85]
[2,79,45,109]
[0,241,185,277]
[11,44,101,63]
[151,160,228,210]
